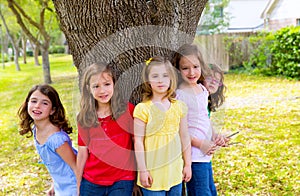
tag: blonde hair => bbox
[77,62,125,128]
[141,56,177,102]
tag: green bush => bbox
[0,53,10,62]
[223,35,250,69]
[26,51,33,57]
[246,32,275,75]
[224,26,300,79]
[49,45,65,54]
[270,26,300,78]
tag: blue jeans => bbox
[187,162,217,196]
[141,183,182,196]
[80,178,134,196]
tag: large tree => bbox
[53,0,208,104]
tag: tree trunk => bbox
[22,35,27,64]
[53,0,207,103]
[0,8,20,71]
[41,47,52,84]
[13,46,20,71]
[33,45,40,66]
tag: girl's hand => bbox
[139,171,153,188]
[214,134,226,147]
[199,139,216,155]
[206,144,218,155]
[46,184,55,196]
[182,165,192,182]
[132,181,142,196]
[223,136,231,146]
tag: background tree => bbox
[197,0,230,35]
[53,0,208,104]
[7,0,56,83]
[0,7,21,71]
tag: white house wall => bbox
[226,0,269,32]
[270,0,300,19]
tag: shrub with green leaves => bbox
[49,45,65,54]
[246,32,274,75]
[270,26,300,78]
[224,26,300,79]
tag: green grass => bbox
[0,55,299,195]
[212,74,300,195]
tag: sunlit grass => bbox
[212,74,300,195]
[0,55,299,195]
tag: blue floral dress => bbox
[33,128,77,196]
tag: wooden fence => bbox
[195,32,257,72]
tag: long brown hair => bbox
[18,84,72,137]
[207,64,226,112]
[141,56,177,102]
[172,43,210,85]
[77,62,125,129]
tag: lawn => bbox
[0,55,299,195]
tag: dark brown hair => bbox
[18,84,72,137]
[172,43,210,85]
[206,63,226,112]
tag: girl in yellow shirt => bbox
[133,56,192,195]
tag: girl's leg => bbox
[209,163,217,196]
[108,180,134,196]
[187,162,211,196]
[79,178,106,196]
[167,182,182,196]
[141,188,165,196]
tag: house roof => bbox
[226,0,269,32]
[260,0,300,20]
[260,0,278,19]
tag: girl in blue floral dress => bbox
[18,84,77,196]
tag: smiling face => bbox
[27,90,54,122]
[179,54,201,86]
[89,72,114,106]
[148,63,171,97]
[204,72,222,94]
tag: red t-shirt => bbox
[78,103,136,185]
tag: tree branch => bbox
[7,0,41,48]
[9,0,41,29]
[7,0,51,49]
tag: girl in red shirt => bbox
[77,62,136,196]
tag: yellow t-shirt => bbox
[133,99,188,191]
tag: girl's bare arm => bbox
[76,146,88,193]
[56,142,77,172]
[134,118,153,187]
[179,116,192,182]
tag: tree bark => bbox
[13,46,20,71]
[53,0,207,103]
[22,34,27,64]
[32,43,41,66]
[41,48,52,84]
[0,8,20,71]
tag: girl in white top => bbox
[173,44,225,196]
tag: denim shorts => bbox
[187,162,217,196]
[141,182,182,196]
[80,178,134,196]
